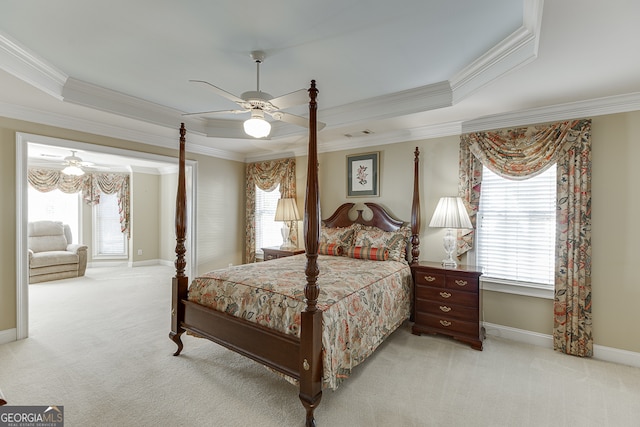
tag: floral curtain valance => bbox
[464,120,590,180]
[245,158,297,263]
[28,168,131,235]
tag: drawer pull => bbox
[455,279,468,287]
[439,305,451,312]
[423,275,436,282]
[439,291,451,298]
[439,320,452,327]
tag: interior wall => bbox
[590,112,640,352]
[159,171,178,264]
[0,126,17,334]
[130,171,160,263]
[0,116,244,334]
[195,155,245,273]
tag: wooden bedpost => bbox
[299,80,323,427]
[410,147,421,264]
[170,123,188,355]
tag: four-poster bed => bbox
[170,80,421,426]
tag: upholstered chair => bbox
[27,220,88,284]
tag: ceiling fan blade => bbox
[269,111,326,131]
[188,80,245,104]
[269,88,308,110]
[182,109,247,117]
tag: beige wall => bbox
[298,111,640,354]
[0,126,17,332]
[130,172,160,263]
[591,112,640,352]
[0,117,244,332]
[159,172,178,263]
[194,155,245,274]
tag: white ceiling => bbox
[2,0,640,164]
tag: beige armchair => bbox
[28,221,88,284]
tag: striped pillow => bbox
[318,243,344,256]
[346,245,389,261]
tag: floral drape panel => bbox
[28,168,131,236]
[245,158,297,263]
[459,119,592,357]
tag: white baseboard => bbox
[87,261,129,268]
[89,259,167,268]
[158,259,173,267]
[130,259,162,267]
[0,328,17,345]
[483,322,640,369]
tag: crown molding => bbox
[320,81,453,128]
[0,99,244,162]
[62,78,187,128]
[246,121,463,163]
[0,31,67,100]
[461,92,640,133]
[450,0,543,104]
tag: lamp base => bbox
[441,228,457,268]
[279,221,296,250]
[441,258,457,268]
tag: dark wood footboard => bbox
[183,300,301,378]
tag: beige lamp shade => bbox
[274,198,301,222]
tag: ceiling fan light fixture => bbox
[62,164,85,176]
[243,109,271,138]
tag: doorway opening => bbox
[16,132,197,340]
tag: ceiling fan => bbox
[61,150,93,176]
[185,50,326,138]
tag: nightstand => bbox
[261,246,305,261]
[411,261,484,350]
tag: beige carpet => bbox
[1,265,639,426]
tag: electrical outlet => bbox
[137,249,143,255]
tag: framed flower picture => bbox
[346,152,379,197]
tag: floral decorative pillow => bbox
[318,242,344,256]
[346,245,389,261]
[319,224,358,249]
[352,225,411,262]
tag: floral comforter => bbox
[188,254,412,390]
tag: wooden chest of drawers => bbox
[261,246,305,261]
[411,261,484,350]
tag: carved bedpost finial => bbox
[411,147,421,264]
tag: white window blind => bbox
[93,192,127,257]
[28,186,80,243]
[255,184,282,252]
[477,165,556,286]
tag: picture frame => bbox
[347,151,379,197]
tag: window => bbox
[476,165,556,288]
[93,192,127,257]
[255,185,282,252]
[28,186,80,242]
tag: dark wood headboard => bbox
[322,202,405,232]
